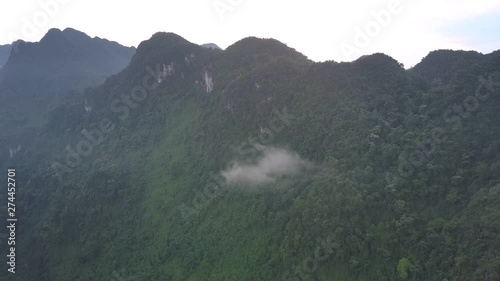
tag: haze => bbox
[1,0,499,67]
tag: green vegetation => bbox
[2,33,500,281]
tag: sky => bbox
[0,0,499,68]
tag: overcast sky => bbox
[1,0,499,67]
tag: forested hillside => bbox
[2,32,500,281]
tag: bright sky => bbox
[1,0,499,67]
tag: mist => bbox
[221,147,314,186]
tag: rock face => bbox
[203,70,214,93]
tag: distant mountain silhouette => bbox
[0,44,11,68]
[201,43,222,50]
[0,27,135,132]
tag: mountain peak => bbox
[62,27,82,34]
[225,36,309,63]
[149,32,190,44]
[200,43,222,50]
[0,27,135,118]
[38,28,95,46]
[134,32,193,55]
[412,49,484,79]
[46,27,62,34]
[40,28,64,43]
[354,53,403,68]
[201,43,222,50]
[129,32,197,68]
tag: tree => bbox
[397,257,414,280]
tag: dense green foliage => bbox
[2,33,500,281]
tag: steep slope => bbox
[4,33,500,281]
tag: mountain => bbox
[0,28,135,132]
[410,50,484,81]
[0,44,11,68]
[202,43,222,50]
[3,32,500,281]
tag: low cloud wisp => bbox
[221,147,313,186]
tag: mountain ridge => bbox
[2,29,500,281]
[0,28,135,126]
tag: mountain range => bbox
[1,28,500,281]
